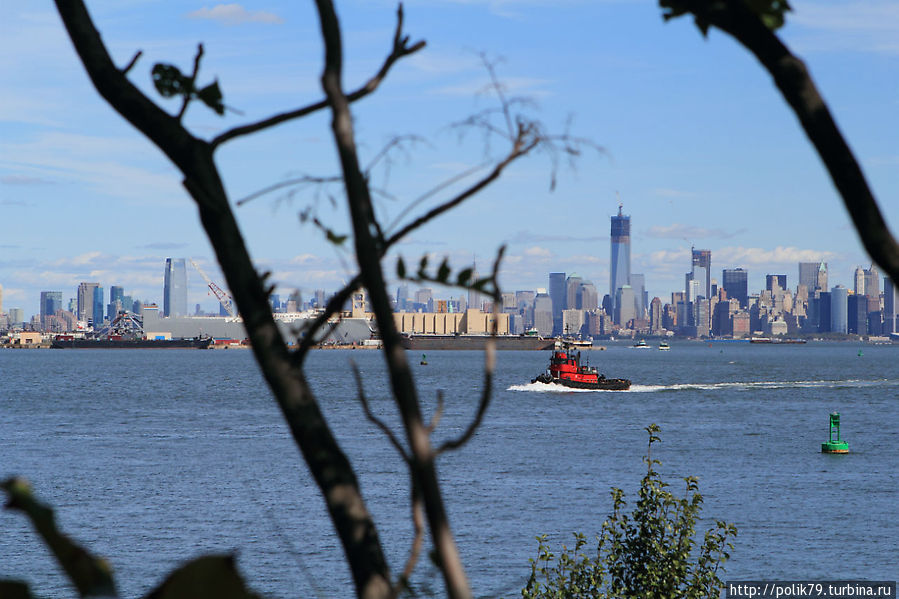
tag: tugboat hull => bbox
[532,372,631,391]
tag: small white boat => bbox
[659,341,670,351]
[633,339,650,349]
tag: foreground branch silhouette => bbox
[37,2,572,597]
[661,0,899,284]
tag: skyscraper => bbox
[40,291,62,321]
[853,266,866,296]
[649,297,663,334]
[799,261,827,294]
[766,274,787,292]
[92,286,105,326]
[565,275,582,309]
[884,277,897,334]
[108,285,125,320]
[830,285,848,333]
[630,273,646,317]
[578,281,599,311]
[615,285,636,326]
[533,292,553,337]
[163,258,188,317]
[847,294,867,335]
[549,272,566,335]
[863,265,880,299]
[609,205,630,320]
[722,269,748,308]
[395,284,409,311]
[691,248,711,300]
[77,282,99,322]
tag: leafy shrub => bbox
[522,424,736,599]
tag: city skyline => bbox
[1,251,886,327]
[2,2,897,318]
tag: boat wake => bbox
[508,382,625,393]
[509,378,899,393]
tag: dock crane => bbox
[189,259,237,318]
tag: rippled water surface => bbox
[2,342,897,596]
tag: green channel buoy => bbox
[821,412,849,454]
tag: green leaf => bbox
[396,257,407,279]
[325,229,347,246]
[196,80,225,115]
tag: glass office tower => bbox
[609,205,630,321]
[164,258,188,317]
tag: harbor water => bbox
[1,342,897,596]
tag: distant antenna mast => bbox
[189,259,236,317]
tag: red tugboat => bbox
[532,341,631,390]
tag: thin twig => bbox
[351,361,409,461]
[293,276,361,364]
[392,483,425,598]
[178,43,204,122]
[428,391,444,433]
[480,54,514,140]
[236,174,341,207]
[436,247,504,454]
[121,50,142,75]
[211,4,425,150]
[384,160,493,236]
[385,139,537,251]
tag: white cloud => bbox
[51,251,104,267]
[715,246,836,266]
[1,131,183,205]
[186,4,285,26]
[523,246,552,257]
[790,0,899,54]
[644,248,691,266]
[290,253,323,265]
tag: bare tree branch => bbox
[352,361,410,461]
[384,160,493,236]
[55,3,393,597]
[437,342,495,455]
[177,43,204,121]
[393,483,425,598]
[313,1,471,596]
[436,246,503,453]
[385,137,538,250]
[211,4,425,150]
[236,174,342,207]
[293,276,361,363]
[428,391,445,433]
[666,0,899,284]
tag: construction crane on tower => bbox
[189,259,237,318]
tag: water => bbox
[1,342,897,597]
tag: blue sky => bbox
[1,0,897,317]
